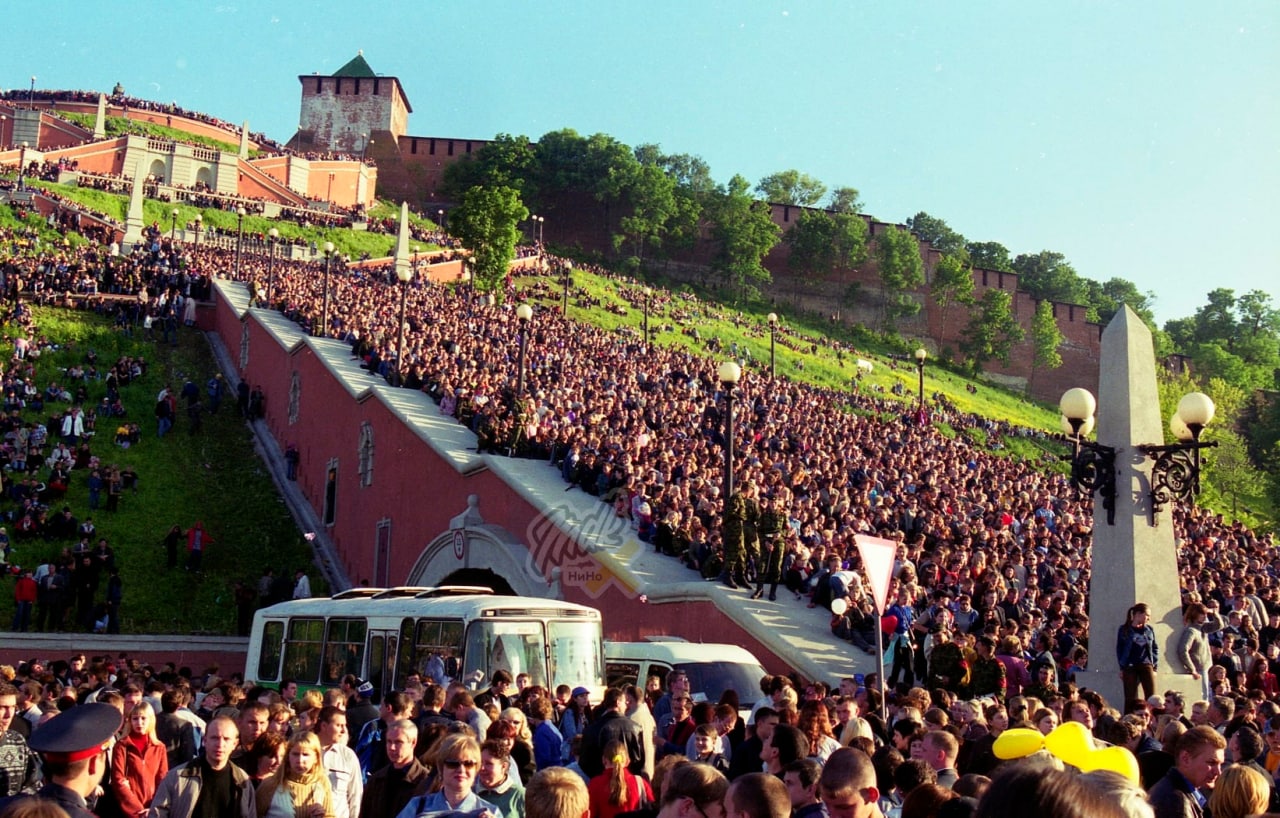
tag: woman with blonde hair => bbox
[111,701,169,817]
[1206,765,1270,818]
[255,731,334,818]
[587,739,653,818]
[399,733,497,816]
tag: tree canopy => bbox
[449,185,529,294]
[875,226,926,328]
[755,170,827,207]
[707,174,782,300]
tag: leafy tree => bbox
[874,225,926,329]
[582,133,636,203]
[784,210,869,288]
[1204,426,1267,519]
[706,174,781,300]
[965,240,1013,272]
[827,186,863,214]
[1012,251,1087,305]
[533,128,591,193]
[634,145,714,258]
[905,212,966,258]
[1083,277,1157,327]
[1192,288,1239,347]
[960,289,1024,372]
[1028,299,1064,395]
[1237,289,1280,338]
[659,152,716,197]
[930,254,975,340]
[755,170,827,207]
[613,162,677,262]
[1164,316,1197,351]
[449,185,529,294]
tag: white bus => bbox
[246,586,605,699]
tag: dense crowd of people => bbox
[0,195,1278,816]
[1,649,1276,818]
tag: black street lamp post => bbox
[170,208,179,242]
[719,360,741,518]
[395,259,414,387]
[914,347,927,407]
[265,227,279,306]
[320,241,335,336]
[193,214,202,249]
[234,205,247,279]
[768,313,778,377]
[561,262,571,317]
[17,142,28,190]
[643,287,651,351]
[516,304,533,397]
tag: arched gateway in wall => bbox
[405,496,559,599]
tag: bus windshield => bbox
[549,619,605,690]
[463,620,548,688]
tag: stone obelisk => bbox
[1074,306,1198,708]
[122,158,146,247]
[393,201,412,281]
[93,94,107,139]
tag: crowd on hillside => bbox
[2,207,1279,816]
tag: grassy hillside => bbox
[0,308,316,634]
[57,111,246,155]
[24,183,437,261]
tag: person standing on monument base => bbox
[1118,602,1159,708]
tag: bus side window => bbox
[411,619,465,684]
[322,618,367,685]
[284,618,325,684]
[258,621,285,682]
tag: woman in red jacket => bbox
[587,740,652,818]
[111,701,170,818]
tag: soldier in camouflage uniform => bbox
[741,483,761,584]
[719,491,747,589]
[752,493,788,601]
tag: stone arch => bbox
[148,158,167,183]
[406,523,550,599]
[438,569,517,596]
[195,166,214,188]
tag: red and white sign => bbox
[855,534,898,615]
[453,529,467,560]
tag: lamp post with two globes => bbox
[1059,387,1217,526]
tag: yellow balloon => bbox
[1079,746,1141,786]
[993,728,1046,760]
[1044,721,1094,768]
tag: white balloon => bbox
[830,599,849,616]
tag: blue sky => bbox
[4,1,1276,324]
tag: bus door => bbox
[366,629,398,702]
